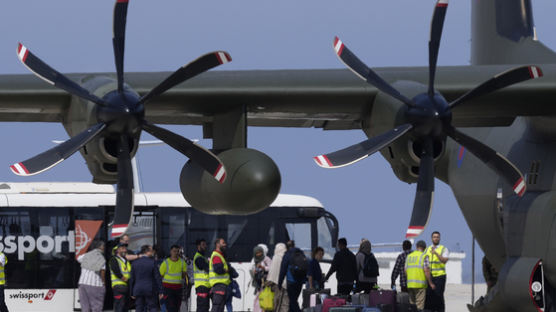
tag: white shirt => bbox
[77,254,105,287]
[0,253,5,266]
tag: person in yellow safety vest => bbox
[194,239,211,312]
[209,238,230,312]
[0,251,8,312]
[109,243,131,312]
[424,231,449,312]
[159,245,187,312]
[111,234,139,261]
[405,240,434,312]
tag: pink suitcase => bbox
[322,297,347,312]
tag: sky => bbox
[1,0,556,284]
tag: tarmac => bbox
[375,283,487,312]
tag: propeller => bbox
[315,0,541,238]
[11,0,231,238]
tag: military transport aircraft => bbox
[1,0,556,311]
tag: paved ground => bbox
[377,283,487,312]
[445,283,487,312]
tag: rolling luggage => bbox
[369,289,396,311]
[322,297,347,312]
[396,291,411,312]
[328,306,364,312]
[303,288,331,308]
[361,308,382,312]
[352,293,369,306]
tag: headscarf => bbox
[359,238,372,255]
[267,243,287,287]
[253,245,265,263]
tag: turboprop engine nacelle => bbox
[364,80,447,184]
[180,148,281,215]
[62,75,141,184]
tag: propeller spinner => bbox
[315,0,541,238]
[11,0,231,238]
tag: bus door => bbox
[102,206,157,310]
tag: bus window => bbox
[285,222,312,254]
[0,207,73,289]
[317,217,334,260]
[126,212,155,253]
[158,207,186,257]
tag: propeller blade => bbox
[446,126,526,196]
[449,65,543,110]
[141,122,226,183]
[314,124,412,168]
[333,37,416,107]
[17,43,106,106]
[428,0,449,96]
[10,123,106,176]
[139,51,232,105]
[113,0,129,92]
[111,135,134,238]
[406,137,435,238]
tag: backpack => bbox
[362,252,379,277]
[289,249,308,281]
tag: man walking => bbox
[0,249,8,312]
[78,240,106,312]
[159,245,187,312]
[130,245,162,312]
[194,239,211,312]
[391,240,412,292]
[425,231,449,312]
[278,240,307,312]
[324,238,357,296]
[209,238,230,312]
[110,242,131,312]
[405,240,434,312]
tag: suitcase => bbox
[322,297,347,312]
[362,308,382,312]
[329,307,364,312]
[352,293,369,306]
[303,289,332,308]
[396,292,411,312]
[369,289,396,311]
[304,305,323,312]
[377,303,395,312]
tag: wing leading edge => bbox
[1,65,556,127]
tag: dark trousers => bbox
[163,287,183,312]
[287,282,302,312]
[337,283,353,296]
[0,285,8,312]
[134,295,157,312]
[211,283,228,312]
[113,286,129,312]
[425,275,446,312]
[196,286,211,312]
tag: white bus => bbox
[0,182,339,311]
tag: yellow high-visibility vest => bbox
[425,245,446,277]
[406,250,427,289]
[0,252,7,286]
[110,256,131,288]
[209,251,230,287]
[159,258,187,286]
[193,252,210,289]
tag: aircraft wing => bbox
[1,64,556,128]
